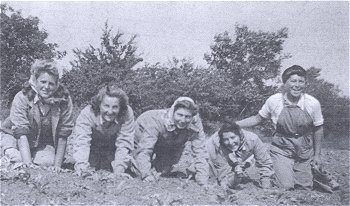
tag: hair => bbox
[281,65,306,84]
[174,100,199,116]
[218,121,242,145]
[90,85,129,120]
[31,59,60,83]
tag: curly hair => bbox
[90,85,129,121]
[173,100,199,116]
[218,121,242,146]
[31,59,60,83]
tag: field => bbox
[0,133,349,205]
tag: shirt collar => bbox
[163,110,200,132]
[99,114,119,126]
[283,93,305,110]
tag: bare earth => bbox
[1,146,349,205]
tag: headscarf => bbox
[164,97,200,132]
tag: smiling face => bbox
[284,74,306,100]
[100,95,120,122]
[35,72,58,99]
[221,132,241,152]
[173,107,194,129]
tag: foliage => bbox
[0,4,64,107]
[204,25,290,120]
[61,22,143,106]
[305,67,350,135]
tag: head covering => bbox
[164,97,200,132]
[282,65,306,83]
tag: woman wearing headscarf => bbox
[133,97,209,186]
[1,59,74,170]
[236,65,324,190]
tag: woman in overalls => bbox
[1,59,74,170]
[72,85,134,178]
[236,65,324,190]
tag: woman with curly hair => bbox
[1,59,74,171]
[72,85,134,178]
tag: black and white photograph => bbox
[0,1,349,205]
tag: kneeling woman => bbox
[134,97,209,186]
[72,85,134,178]
[1,59,74,169]
[206,122,274,189]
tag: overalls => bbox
[151,129,192,175]
[270,101,314,189]
[88,122,121,171]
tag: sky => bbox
[4,1,349,96]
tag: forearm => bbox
[313,126,323,156]
[54,137,67,168]
[18,135,32,163]
[236,114,263,128]
[135,152,152,178]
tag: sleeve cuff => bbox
[13,127,30,139]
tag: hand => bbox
[113,172,132,180]
[312,154,322,168]
[143,175,156,182]
[202,183,215,192]
[22,162,39,169]
[47,166,63,173]
[260,177,272,189]
[74,163,91,177]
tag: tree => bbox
[0,4,64,107]
[204,25,290,119]
[61,22,143,106]
[305,67,349,135]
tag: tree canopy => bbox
[0,4,64,106]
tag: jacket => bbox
[72,105,135,173]
[9,83,74,149]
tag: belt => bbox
[274,131,312,138]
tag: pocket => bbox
[296,135,313,159]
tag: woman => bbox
[236,65,324,190]
[134,97,209,186]
[72,85,134,178]
[1,59,74,170]
[206,122,273,189]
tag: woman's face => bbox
[221,132,241,152]
[284,74,306,99]
[100,95,120,122]
[173,107,194,129]
[35,72,58,99]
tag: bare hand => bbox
[47,166,63,173]
[143,175,156,182]
[312,155,322,168]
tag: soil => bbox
[1,145,349,205]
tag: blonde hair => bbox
[31,59,60,83]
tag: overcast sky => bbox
[5,1,349,95]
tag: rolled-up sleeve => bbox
[10,92,31,139]
[311,99,324,127]
[57,96,74,139]
[258,96,273,119]
[190,118,209,185]
[72,106,94,166]
[112,106,135,173]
